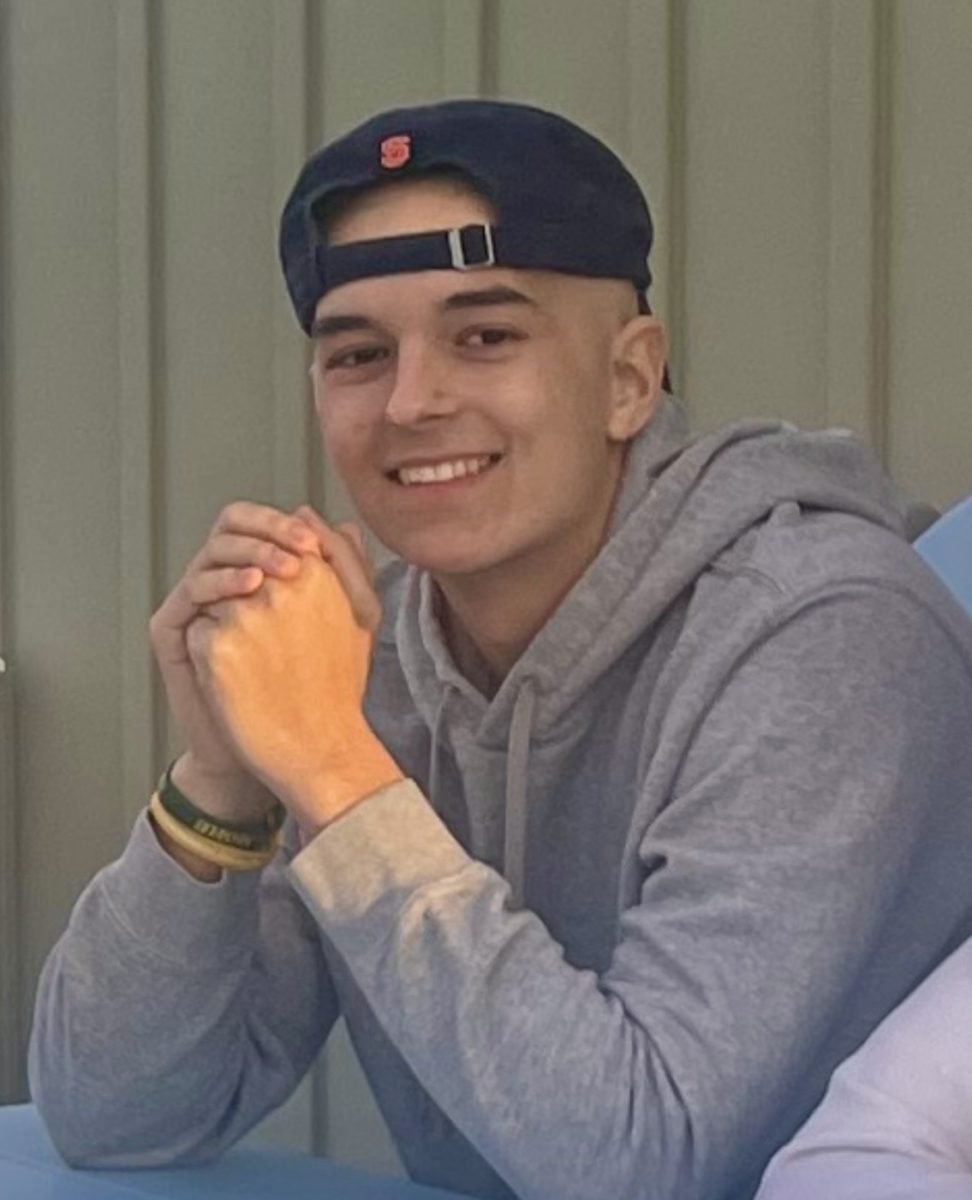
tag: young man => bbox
[29,100,972,1200]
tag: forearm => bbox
[290,784,720,1200]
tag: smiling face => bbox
[309,177,666,595]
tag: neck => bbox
[434,451,628,694]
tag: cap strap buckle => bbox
[448,224,495,270]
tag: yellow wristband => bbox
[149,792,279,871]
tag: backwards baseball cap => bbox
[278,99,657,336]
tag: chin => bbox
[382,530,505,579]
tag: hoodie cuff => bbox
[288,779,471,938]
[93,809,263,967]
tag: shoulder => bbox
[707,504,971,648]
[667,505,972,744]
[717,504,916,595]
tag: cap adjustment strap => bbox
[448,224,495,270]
[313,219,649,319]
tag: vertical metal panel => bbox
[116,0,160,824]
[0,653,17,1098]
[493,0,631,147]
[869,0,894,462]
[624,1,682,386]
[6,0,124,1069]
[681,0,831,431]
[886,0,972,510]
[271,0,314,516]
[822,0,884,444]
[0,0,23,1099]
[441,0,485,97]
[313,0,447,141]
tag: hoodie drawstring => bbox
[504,682,537,909]
[427,690,449,817]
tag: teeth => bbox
[397,455,495,486]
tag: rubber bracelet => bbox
[149,792,279,871]
[158,762,285,852]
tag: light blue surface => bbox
[0,1106,470,1199]
[915,493,972,618]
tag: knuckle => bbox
[293,506,325,532]
[290,516,318,542]
[216,501,243,528]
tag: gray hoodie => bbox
[29,399,972,1200]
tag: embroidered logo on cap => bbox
[380,134,412,170]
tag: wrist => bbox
[289,727,404,836]
[172,752,279,826]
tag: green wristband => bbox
[157,762,285,853]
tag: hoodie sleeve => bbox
[756,939,972,1200]
[29,811,339,1167]
[288,586,972,1200]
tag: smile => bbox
[392,454,503,486]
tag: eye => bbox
[459,326,524,351]
[323,344,389,371]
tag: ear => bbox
[606,316,667,443]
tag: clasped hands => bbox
[152,502,403,839]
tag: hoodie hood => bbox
[391,397,915,903]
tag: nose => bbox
[383,338,456,427]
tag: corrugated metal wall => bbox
[2,0,971,1171]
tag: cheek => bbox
[519,352,613,465]
[316,401,375,479]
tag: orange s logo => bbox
[380,134,412,170]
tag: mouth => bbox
[387,453,504,487]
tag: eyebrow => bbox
[310,285,537,340]
[442,285,537,311]
[310,314,375,339]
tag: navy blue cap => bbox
[278,99,656,335]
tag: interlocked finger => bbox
[185,566,264,608]
[195,532,311,580]
[293,505,381,633]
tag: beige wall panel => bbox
[493,0,633,150]
[886,1,972,511]
[624,1,677,345]
[822,0,884,444]
[0,0,17,1102]
[4,0,126,1051]
[492,1,676,332]
[313,0,447,143]
[682,0,831,430]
